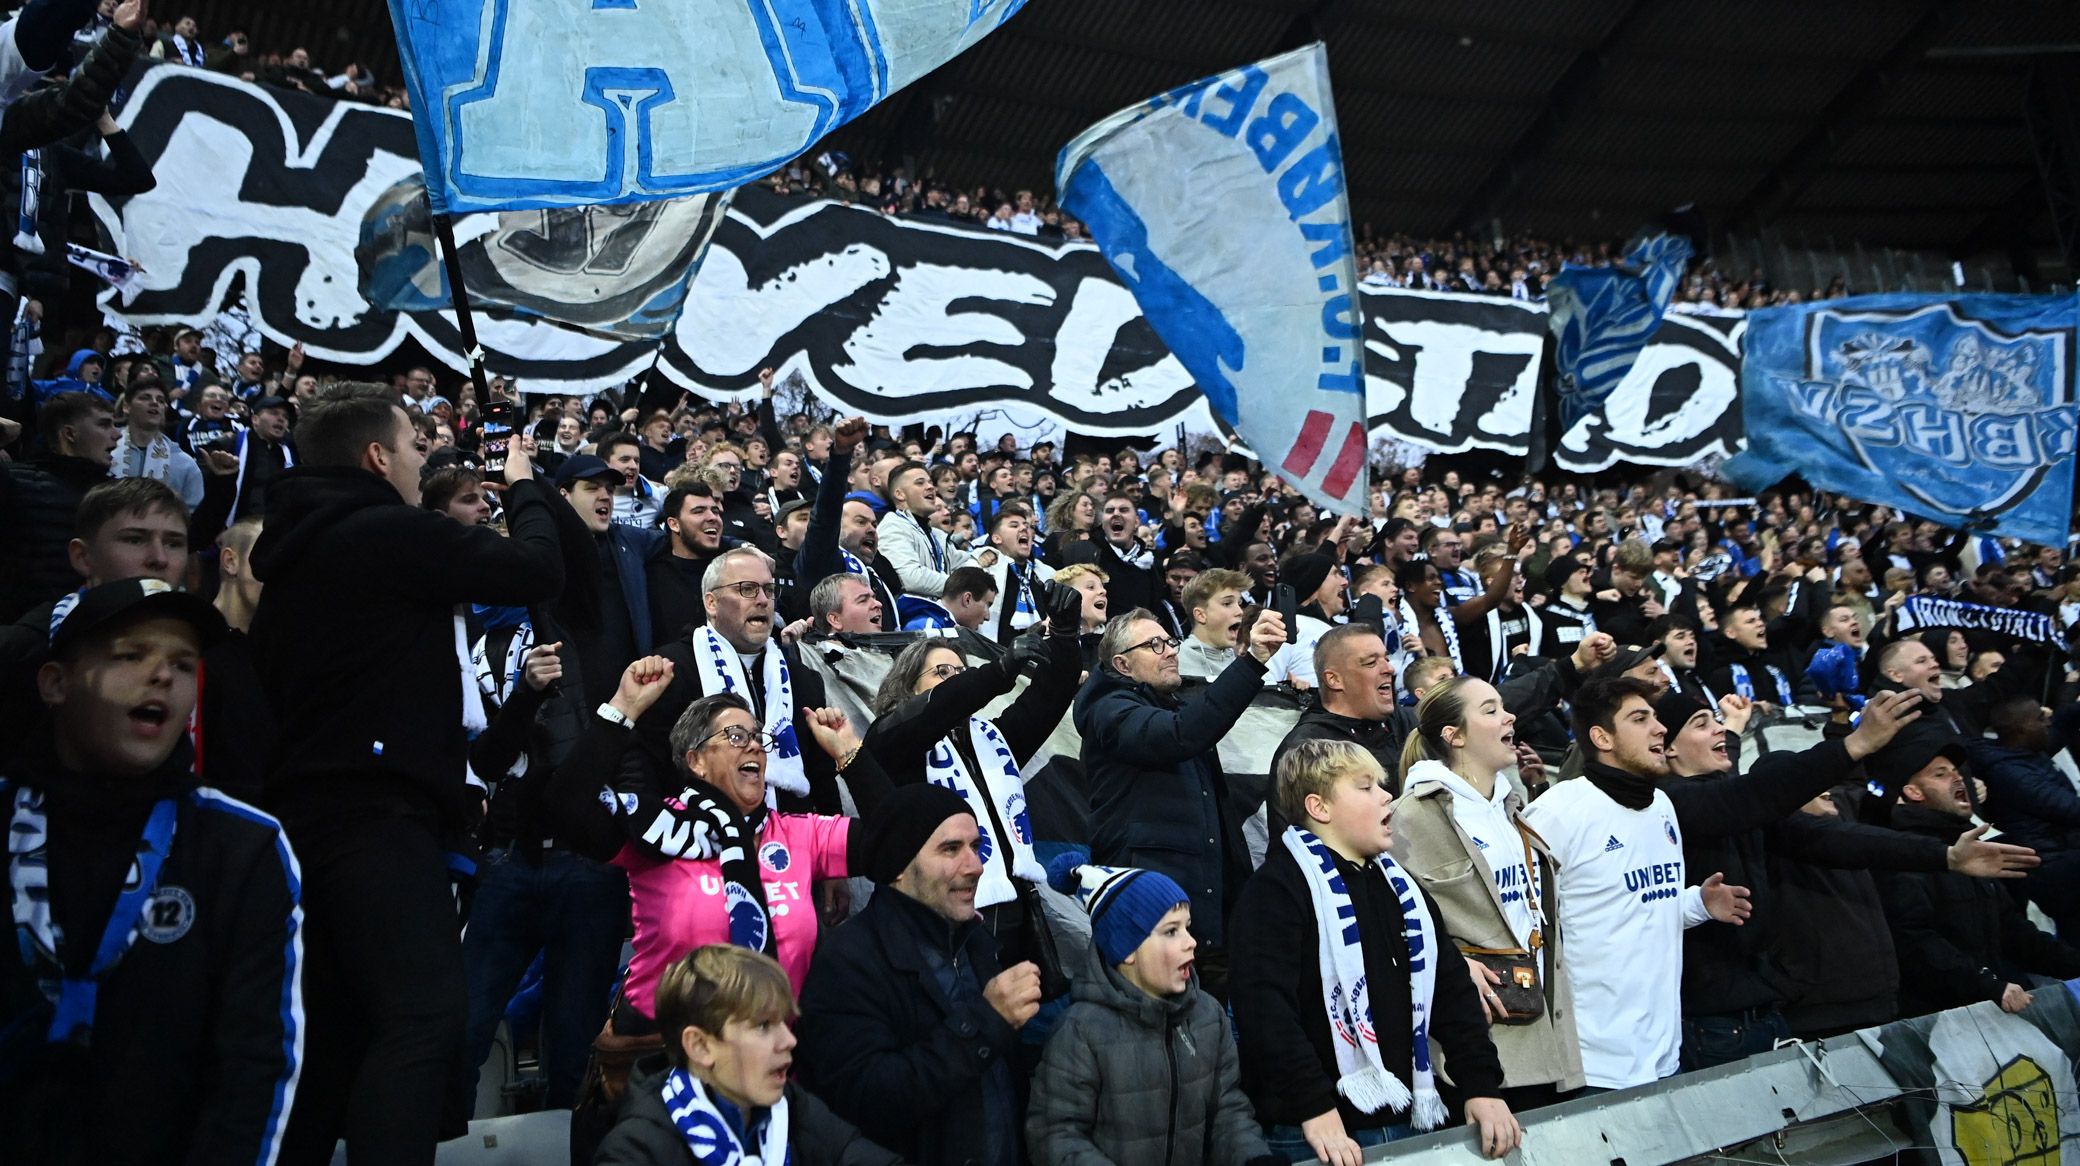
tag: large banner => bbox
[387,0,1026,213]
[1058,44,1369,515]
[91,64,1749,461]
[1546,234,1692,432]
[1729,293,2078,544]
[1862,992,2080,1165]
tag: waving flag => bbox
[1057,43,1370,516]
[1546,234,1692,431]
[387,0,1028,214]
[1726,293,2079,545]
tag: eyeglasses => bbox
[709,581,778,600]
[702,726,776,752]
[1125,635,1182,657]
[927,662,966,681]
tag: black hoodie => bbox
[248,468,564,829]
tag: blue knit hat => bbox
[1046,851,1190,965]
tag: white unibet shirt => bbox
[1519,776,1711,1089]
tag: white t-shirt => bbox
[1279,613,1335,686]
[1519,777,1710,1089]
[1404,760,1539,948]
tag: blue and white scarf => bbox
[690,626,806,799]
[661,1068,789,1166]
[925,717,1040,909]
[1727,662,1792,707]
[1283,825,1445,1128]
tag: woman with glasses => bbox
[861,585,1084,968]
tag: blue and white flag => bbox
[1057,44,1369,516]
[387,0,1027,215]
[1727,293,2079,545]
[1546,234,1692,431]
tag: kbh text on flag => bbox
[1726,293,2079,546]
[1056,43,1369,516]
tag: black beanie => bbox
[1543,554,1587,594]
[858,783,976,885]
[1652,688,1713,737]
[1283,551,1335,604]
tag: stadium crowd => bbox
[3,5,2080,1166]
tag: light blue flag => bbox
[1546,234,1692,431]
[1056,43,1369,516]
[1726,293,2079,545]
[387,0,1027,215]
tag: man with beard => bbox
[1064,493,1162,616]
[793,418,901,621]
[879,460,974,599]
[976,505,1054,643]
[1650,614,1716,704]
[1872,730,2080,1018]
[648,480,730,642]
[1703,602,1812,715]
[1237,538,1278,606]
[1075,605,1287,996]
[1421,525,1479,605]
[1652,688,2028,1068]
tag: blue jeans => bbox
[1680,1006,1791,1073]
[455,848,628,1115]
[1264,1120,1414,1163]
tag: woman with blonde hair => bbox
[597,944,904,1165]
[1390,676,1583,1110]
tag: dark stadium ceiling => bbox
[200,0,2076,276]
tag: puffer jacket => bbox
[597,1058,906,1166]
[1027,939,1271,1166]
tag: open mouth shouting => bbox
[128,700,173,738]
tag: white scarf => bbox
[1283,825,1445,1129]
[1482,604,1541,684]
[228,428,294,519]
[113,427,177,482]
[1102,536,1155,573]
[471,622,534,780]
[925,718,1041,908]
[662,1067,788,1166]
[691,626,807,797]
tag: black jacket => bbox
[1768,796,1903,1036]
[596,1059,906,1166]
[797,887,1025,1166]
[863,645,1080,789]
[1061,538,1160,617]
[248,468,564,829]
[1876,803,2080,1018]
[1267,705,1406,842]
[5,127,154,302]
[1660,747,1946,1018]
[1229,840,1503,1131]
[1073,654,1266,945]
[0,750,300,1166]
[1967,740,2080,854]
[0,24,140,154]
[0,453,108,622]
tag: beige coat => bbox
[1391,779,1585,1092]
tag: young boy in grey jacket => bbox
[1027,853,1282,1166]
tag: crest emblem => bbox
[1787,304,2076,523]
[141,885,196,944]
[759,841,791,872]
[723,882,769,952]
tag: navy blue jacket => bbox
[1072,652,1266,945]
[1966,740,2080,854]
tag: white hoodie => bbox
[1402,759,1540,949]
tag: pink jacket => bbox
[617,812,851,1017]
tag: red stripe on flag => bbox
[1283,410,1333,478]
[1322,423,1367,500]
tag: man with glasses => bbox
[617,547,858,818]
[248,383,564,1164]
[1073,604,1288,997]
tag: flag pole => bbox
[432,212,492,403]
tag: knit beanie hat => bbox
[1045,851,1190,965]
[1282,552,1336,605]
[1652,688,1713,737]
[1543,554,1588,594]
[858,784,975,885]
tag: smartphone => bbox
[1274,583,1299,636]
[481,399,515,478]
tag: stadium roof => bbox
[201,0,2076,279]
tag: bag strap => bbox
[1512,816,1543,952]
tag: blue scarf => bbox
[662,1067,790,1166]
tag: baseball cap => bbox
[250,395,291,414]
[48,578,227,661]
[554,454,623,488]
[777,497,813,524]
